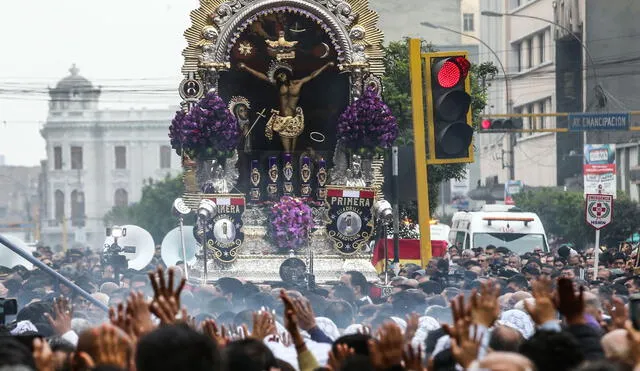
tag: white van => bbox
[448,205,549,254]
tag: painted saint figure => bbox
[228,96,252,153]
[238,60,334,152]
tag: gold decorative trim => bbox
[181,0,385,77]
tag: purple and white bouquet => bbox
[337,87,398,156]
[269,196,313,251]
[168,92,241,159]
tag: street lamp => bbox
[480,10,602,96]
[420,21,511,112]
[420,21,516,180]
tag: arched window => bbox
[70,190,85,227]
[54,190,64,222]
[114,189,128,208]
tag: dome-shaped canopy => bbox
[54,64,93,90]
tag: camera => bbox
[0,298,18,324]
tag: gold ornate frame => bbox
[178,0,385,105]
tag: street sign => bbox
[569,112,630,132]
[585,193,613,230]
[583,144,616,198]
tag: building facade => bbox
[0,165,40,242]
[369,0,463,45]
[583,0,640,201]
[478,0,559,188]
[40,66,181,250]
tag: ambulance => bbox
[448,205,549,254]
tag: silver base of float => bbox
[187,254,379,285]
[186,220,380,285]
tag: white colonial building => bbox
[478,0,557,187]
[40,65,181,250]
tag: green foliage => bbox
[382,39,496,213]
[514,189,640,248]
[104,176,185,244]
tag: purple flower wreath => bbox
[337,86,398,156]
[269,196,314,251]
[168,92,241,159]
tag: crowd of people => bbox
[1,241,640,371]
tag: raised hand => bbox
[328,343,354,371]
[45,296,73,335]
[126,291,155,337]
[403,345,423,371]
[293,299,317,332]
[554,278,585,325]
[251,311,276,340]
[470,281,501,327]
[109,303,127,332]
[202,319,230,348]
[76,325,132,369]
[524,277,557,325]
[603,296,627,331]
[404,313,420,343]
[444,295,481,368]
[148,266,186,308]
[280,290,306,351]
[449,322,482,368]
[368,322,404,370]
[33,337,54,371]
[150,295,182,325]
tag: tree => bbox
[104,176,185,244]
[382,40,497,213]
[514,189,640,248]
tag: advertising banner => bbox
[505,180,524,205]
[583,144,616,198]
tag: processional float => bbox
[167,0,399,284]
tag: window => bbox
[539,32,545,64]
[114,189,128,208]
[516,44,523,72]
[527,38,533,69]
[70,190,85,227]
[54,146,62,170]
[160,145,172,169]
[54,190,64,221]
[538,101,546,129]
[463,13,474,32]
[70,146,83,170]
[115,146,127,169]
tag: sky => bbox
[0,0,197,166]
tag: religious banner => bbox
[325,187,375,255]
[204,195,245,263]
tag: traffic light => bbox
[480,118,524,131]
[425,52,474,164]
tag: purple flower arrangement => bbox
[269,196,314,251]
[168,92,241,159]
[337,87,398,156]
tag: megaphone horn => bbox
[161,226,198,268]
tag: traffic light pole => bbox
[408,39,433,267]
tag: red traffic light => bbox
[480,118,524,130]
[434,57,471,88]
